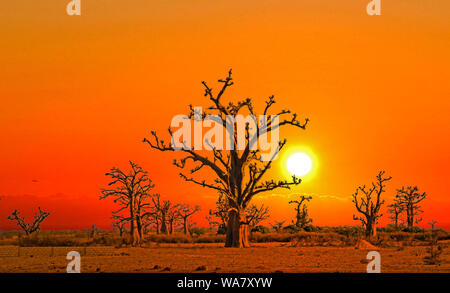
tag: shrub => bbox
[282,225,301,234]
[189,227,209,236]
[251,225,271,234]
[18,235,85,247]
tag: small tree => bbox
[209,193,270,234]
[387,200,404,229]
[352,171,392,238]
[7,207,50,236]
[209,193,230,234]
[270,221,285,233]
[289,195,312,229]
[151,194,167,234]
[100,161,155,246]
[246,204,270,228]
[395,186,427,228]
[111,217,127,237]
[89,224,98,239]
[178,204,200,235]
[166,203,182,234]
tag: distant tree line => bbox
[100,161,200,246]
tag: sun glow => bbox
[286,152,313,177]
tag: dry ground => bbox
[1,242,449,273]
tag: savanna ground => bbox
[1,228,449,273]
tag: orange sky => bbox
[1,0,449,231]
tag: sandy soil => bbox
[1,242,449,273]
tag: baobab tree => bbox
[144,70,309,247]
[395,186,427,228]
[208,193,230,233]
[150,193,172,234]
[7,207,50,236]
[352,171,392,238]
[178,204,200,235]
[387,200,404,229]
[100,161,155,246]
[166,203,182,234]
[289,195,313,229]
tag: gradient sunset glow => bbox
[0,0,449,231]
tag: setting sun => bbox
[286,152,313,177]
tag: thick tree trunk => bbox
[130,202,141,246]
[169,220,174,234]
[365,220,376,239]
[131,218,141,246]
[225,210,250,248]
[183,219,190,235]
[405,206,413,228]
[160,214,168,234]
[155,217,160,234]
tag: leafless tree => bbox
[89,224,98,239]
[143,70,308,247]
[100,161,155,246]
[289,195,313,229]
[245,204,270,228]
[111,215,127,237]
[428,220,438,230]
[208,193,229,233]
[387,200,404,229]
[150,194,173,234]
[352,171,392,238]
[166,203,182,234]
[7,207,50,235]
[270,221,285,233]
[178,204,200,235]
[395,186,427,228]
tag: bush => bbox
[250,232,293,243]
[217,224,227,235]
[189,227,209,236]
[282,225,301,234]
[18,235,85,247]
[196,234,225,243]
[251,225,271,234]
[145,234,191,244]
[402,226,426,233]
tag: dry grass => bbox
[1,242,449,273]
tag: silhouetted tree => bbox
[7,207,50,235]
[166,203,182,234]
[428,220,438,230]
[111,216,127,237]
[89,224,98,239]
[150,194,173,234]
[208,193,229,234]
[352,171,392,238]
[100,161,155,246]
[395,186,427,228]
[178,204,200,235]
[246,204,270,228]
[387,200,404,229]
[144,70,308,247]
[289,195,312,229]
[270,221,285,233]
